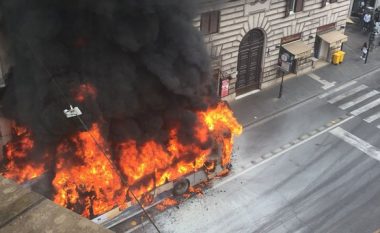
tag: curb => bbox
[251,114,351,164]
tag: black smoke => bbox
[0,0,217,150]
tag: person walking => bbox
[363,12,372,31]
[361,42,368,60]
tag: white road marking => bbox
[330,127,380,161]
[212,116,355,189]
[351,97,380,116]
[339,90,380,110]
[364,110,380,123]
[328,85,368,104]
[319,81,357,99]
[308,73,336,90]
[377,125,380,130]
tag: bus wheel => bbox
[173,179,190,196]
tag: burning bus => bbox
[0,0,243,228]
[1,102,242,227]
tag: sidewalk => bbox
[230,21,380,127]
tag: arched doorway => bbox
[236,29,265,95]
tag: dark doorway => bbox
[236,29,264,95]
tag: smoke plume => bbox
[0,0,216,150]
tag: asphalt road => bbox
[122,69,380,233]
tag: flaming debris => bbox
[2,123,46,182]
[0,0,242,219]
[155,198,178,211]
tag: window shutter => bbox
[295,0,304,12]
[322,0,327,7]
[210,11,220,34]
[200,12,210,34]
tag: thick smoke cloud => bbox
[0,0,217,149]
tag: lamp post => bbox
[365,28,375,64]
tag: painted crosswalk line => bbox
[308,73,336,90]
[319,81,357,99]
[339,90,380,110]
[327,84,368,104]
[364,110,380,123]
[330,127,380,161]
[351,98,380,116]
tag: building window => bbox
[286,0,304,16]
[200,11,220,35]
[316,23,337,33]
[322,0,337,7]
[281,33,302,44]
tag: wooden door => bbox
[236,29,264,95]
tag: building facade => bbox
[196,0,351,101]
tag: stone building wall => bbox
[195,0,351,101]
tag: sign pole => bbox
[278,70,285,98]
[365,31,375,64]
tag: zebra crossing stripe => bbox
[364,111,380,123]
[328,84,368,104]
[319,81,357,99]
[308,73,336,90]
[339,90,380,110]
[351,98,380,116]
[330,127,380,161]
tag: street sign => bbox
[280,61,291,72]
[220,79,229,97]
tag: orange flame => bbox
[2,96,242,219]
[1,124,45,182]
[52,124,127,217]
[74,84,97,102]
[155,198,178,211]
[200,102,243,167]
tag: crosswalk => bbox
[330,127,380,161]
[319,81,380,130]
[322,81,380,162]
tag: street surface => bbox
[109,22,380,233]
[121,68,380,233]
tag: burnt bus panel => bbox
[100,189,173,228]
[153,181,173,196]
[94,169,212,228]
[186,169,208,187]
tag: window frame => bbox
[286,0,304,16]
[200,11,220,35]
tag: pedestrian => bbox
[374,10,380,23]
[363,12,372,31]
[361,42,368,60]
[360,0,365,8]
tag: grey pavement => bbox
[141,41,380,233]
[114,21,380,233]
[230,21,380,128]
[149,117,380,233]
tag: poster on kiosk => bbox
[279,51,293,73]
